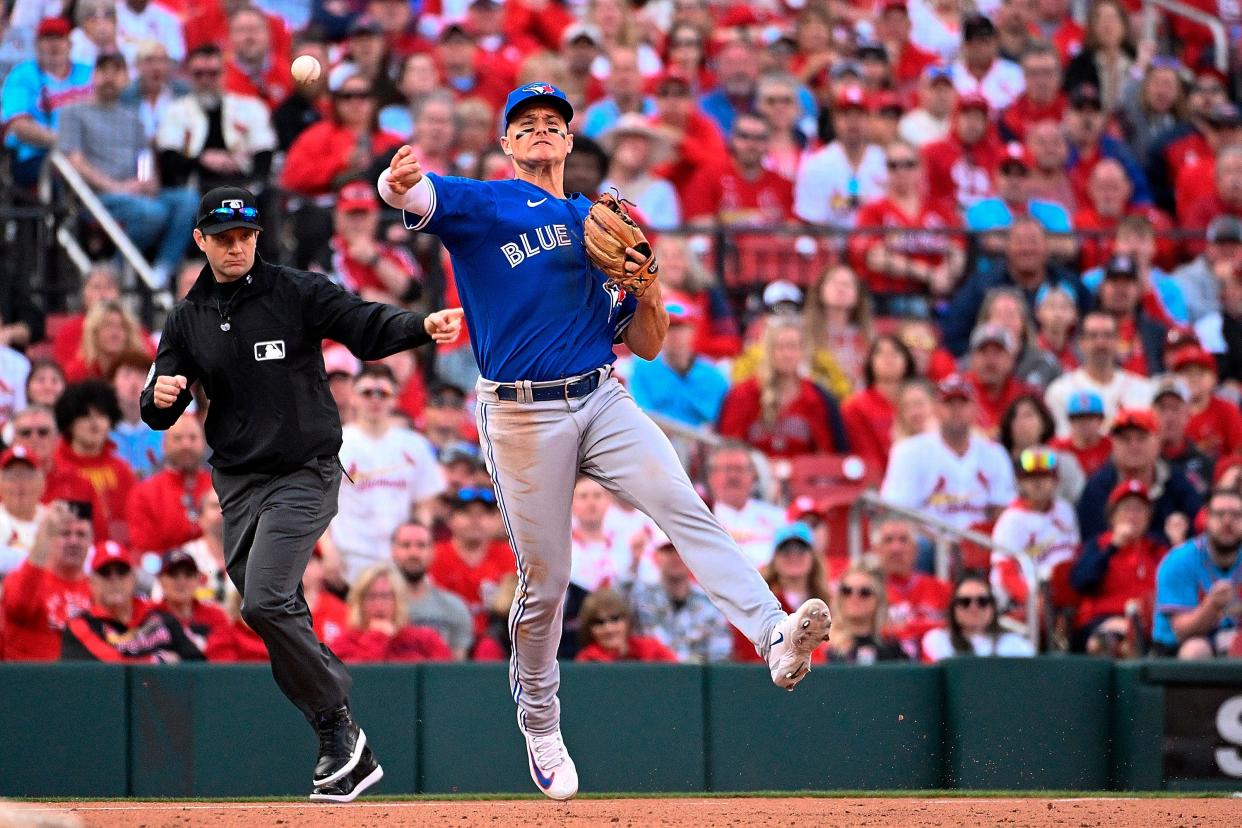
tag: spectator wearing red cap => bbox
[1070,478,1166,650]
[794,85,887,228]
[649,69,730,201]
[874,1,939,92]
[999,43,1066,143]
[964,324,1037,436]
[842,335,917,476]
[1076,408,1203,545]
[869,515,950,657]
[1049,390,1114,477]
[51,381,137,538]
[850,140,964,315]
[0,502,92,660]
[0,18,93,187]
[124,416,211,558]
[1151,374,1215,498]
[629,296,729,429]
[317,179,421,306]
[990,446,1081,613]
[332,563,453,663]
[1172,346,1242,460]
[152,549,230,649]
[1075,159,1178,274]
[62,540,206,662]
[880,375,1017,532]
[1045,311,1155,435]
[717,316,846,461]
[921,92,1004,211]
[952,14,1024,111]
[1063,83,1152,210]
[683,111,794,227]
[10,406,108,542]
[899,66,956,148]
[221,6,294,110]
[0,446,49,576]
[1147,68,1227,214]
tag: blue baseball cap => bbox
[773,522,815,550]
[503,82,574,128]
[1066,390,1105,418]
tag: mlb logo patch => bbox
[254,340,286,361]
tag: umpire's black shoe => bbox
[309,745,384,803]
[313,705,366,788]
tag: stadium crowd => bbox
[0,0,1241,666]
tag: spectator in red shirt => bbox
[428,487,515,634]
[52,263,122,369]
[184,0,291,72]
[964,323,1035,436]
[303,548,348,646]
[152,548,230,651]
[717,316,844,460]
[1182,144,1242,255]
[999,43,1066,143]
[871,515,951,658]
[1049,390,1114,477]
[11,406,107,541]
[52,382,137,537]
[1152,374,1215,498]
[650,69,730,201]
[1075,158,1177,273]
[576,587,677,663]
[333,563,453,663]
[874,0,939,92]
[922,93,1004,211]
[1,502,92,660]
[434,22,511,112]
[1025,119,1078,213]
[222,6,292,110]
[684,111,793,227]
[1070,478,1166,649]
[62,540,206,663]
[852,140,965,315]
[125,415,211,557]
[205,591,269,662]
[1148,67,1227,213]
[62,300,154,384]
[319,179,420,306]
[26,359,67,410]
[842,334,917,475]
[1172,345,1242,460]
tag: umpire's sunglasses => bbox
[204,206,259,223]
[454,487,497,506]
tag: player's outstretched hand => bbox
[153,375,188,408]
[388,145,423,195]
[424,308,465,344]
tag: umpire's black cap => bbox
[196,186,263,235]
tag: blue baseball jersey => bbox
[403,174,638,383]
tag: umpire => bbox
[140,186,461,803]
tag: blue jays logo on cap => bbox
[504,81,575,128]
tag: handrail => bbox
[40,150,160,290]
[645,411,724,448]
[848,490,1041,647]
[1142,0,1228,73]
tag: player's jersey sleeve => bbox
[402,173,500,249]
[612,291,640,342]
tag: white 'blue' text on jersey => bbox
[403,174,639,383]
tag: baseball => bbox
[291,54,321,84]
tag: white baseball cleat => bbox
[767,598,832,691]
[522,728,579,801]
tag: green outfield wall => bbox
[2,658,1239,796]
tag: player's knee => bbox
[240,594,286,630]
[1177,637,1214,660]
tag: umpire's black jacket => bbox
[140,255,432,473]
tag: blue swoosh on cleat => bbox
[770,632,784,647]
[529,747,556,790]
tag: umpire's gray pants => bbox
[476,371,785,736]
[213,456,352,722]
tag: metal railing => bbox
[847,490,1041,646]
[1143,0,1229,72]
[39,150,160,290]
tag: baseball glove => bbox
[583,192,659,297]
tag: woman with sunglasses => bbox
[575,588,677,663]
[828,566,908,664]
[921,574,1036,662]
[990,446,1081,616]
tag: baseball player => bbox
[140,186,463,803]
[378,82,831,801]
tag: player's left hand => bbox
[424,307,464,343]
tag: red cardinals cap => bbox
[1170,345,1217,372]
[90,541,133,573]
[834,85,870,111]
[1110,408,1157,435]
[937,374,975,402]
[786,495,827,523]
[336,180,379,212]
[881,0,909,13]
[873,90,903,114]
[37,17,71,38]
[999,141,1032,171]
[0,445,41,470]
[956,92,990,114]
[1107,478,1151,511]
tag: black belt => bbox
[495,372,602,402]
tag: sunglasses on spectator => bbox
[455,487,497,505]
[840,584,875,598]
[16,426,52,438]
[1017,448,1058,474]
[762,95,795,105]
[657,86,693,98]
[205,206,259,222]
[96,564,132,580]
[335,89,372,100]
[357,387,395,399]
[886,158,918,170]
[590,614,626,626]
[954,595,994,609]
[999,164,1028,177]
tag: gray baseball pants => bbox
[213,456,351,722]
[476,369,785,736]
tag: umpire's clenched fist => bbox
[152,374,188,408]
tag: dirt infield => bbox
[5,796,1239,828]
